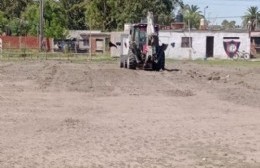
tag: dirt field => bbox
[0,59,260,168]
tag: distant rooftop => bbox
[67,30,109,39]
[160,27,250,33]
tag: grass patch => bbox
[1,52,258,68]
[193,59,260,68]
[166,58,260,68]
[0,52,117,63]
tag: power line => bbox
[208,16,244,19]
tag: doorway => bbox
[206,36,214,58]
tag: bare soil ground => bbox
[0,59,260,168]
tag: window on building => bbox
[181,37,192,48]
[82,38,89,46]
[96,39,104,53]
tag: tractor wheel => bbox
[127,52,137,69]
[153,50,165,71]
[161,51,165,70]
[124,58,127,68]
[119,55,124,68]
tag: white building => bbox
[159,30,251,60]
[110,29,260,60]
[112,29,256,60]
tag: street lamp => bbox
[204,6,208,20]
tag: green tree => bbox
[0,0,33,19]
[22,0,67,38]
[0,11,8,34]
[221,20,236,30]
[86,0,117,31]
[44,0,67,38]
[4,18,29,36]
[0,0,33,36]
[58,0,87,30]
[183,4,202,29]
[243,6,260,31]
[86,0,183,31]
[21,3,39,36]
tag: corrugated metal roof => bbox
[67,30,110,39]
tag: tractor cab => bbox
[130,23,159,54]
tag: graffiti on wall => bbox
[223,37,240,58]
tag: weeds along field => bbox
[0,58,260,168]
[0,50,114,62]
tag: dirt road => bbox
[0,60,260,168]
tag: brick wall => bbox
[0,36,39,49]
[90,37,96,54]
[0,36,52,51]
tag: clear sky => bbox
[182,0,260,25]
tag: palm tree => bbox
[183,5,202,29]
[243,6,260,31]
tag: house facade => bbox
[112,29,260,60]
[250,31,260,57]
[159,30,251,60]
[54,30,110,55]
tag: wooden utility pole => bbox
[39,0,44,51]
[89,19,92,60]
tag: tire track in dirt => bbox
[24,62,195,97]
[0,62,14,70]
[36,62,58,90]
[0,63,14,81]
[129,70,196,97]
[88,69,197,97]
[36,63,103,93]
[84,68,124,96]
[56,64,94,93]
[163,63,260,108]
